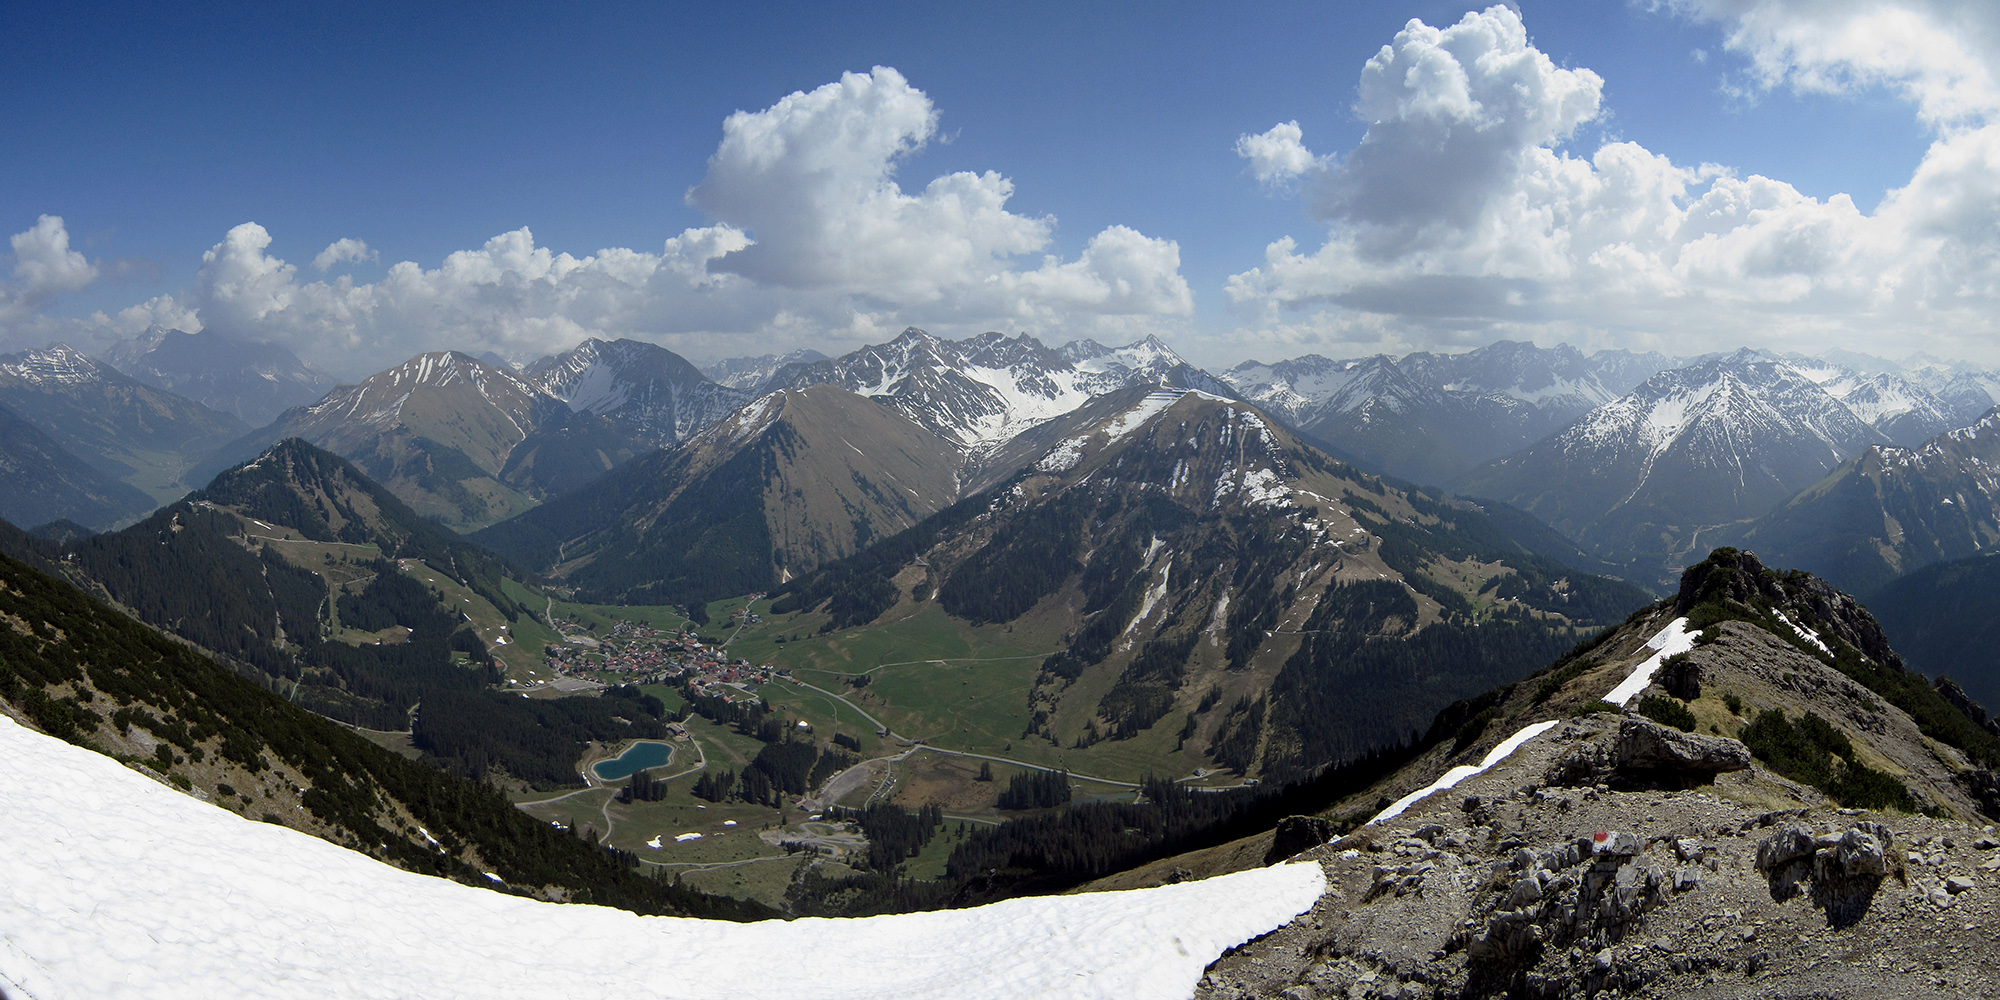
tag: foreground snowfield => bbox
[0,715,1323,1000]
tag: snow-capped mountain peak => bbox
[0,343,114,387]
[521,338,750,445]
[758,328,1233,453]
[306,351,539,427]
[702,347,829,389]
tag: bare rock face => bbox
[1754,821,1895,927]
[1267,815,1340,864]
[1545,717,1753,787]
[1658,654,1702,701]
[1614,718,1753,775]
[1194,712,2000,1000]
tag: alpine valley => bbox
[9,325,2000,998]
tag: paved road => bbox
[791,680,900,738]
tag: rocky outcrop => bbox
[1937,676,2000,739]
[1658,654,1702,701]
[1753,821,1893,926]
[1543,717,1751,788]
[1192,714,2000,1000]
[1267,815,1340,865]
[1613,719,1752,775]
[1675,548,1905,669]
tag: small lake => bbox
[591,740,673,781]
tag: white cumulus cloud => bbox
[1225,2,2000,364]
[1236,122,1319,186]
[10,215,97,297]
[312,238,378,272]
[31,66,1190,376]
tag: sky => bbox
[1,0,1994,379]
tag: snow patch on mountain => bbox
[1370,720,1563,824]
[0,714,1323,1000]
[1603,617,1698,706]
[764,329,1226,454]
[0,343,113,387]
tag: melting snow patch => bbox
[1037,436,1088,472]
[646,836,662,849]
[1103,390,1184,444]
[1124,564,1172,637]
[1236,468,1291,508]
[1771,610,1832,657]
[1370,721,1561,824]
[1602,617,1698,706]
[676,832,703,842]
[0,714,1323,1000]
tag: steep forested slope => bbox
[0,548,769,919]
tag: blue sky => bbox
[1,1,1989,376]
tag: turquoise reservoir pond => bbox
[591,741,673,781]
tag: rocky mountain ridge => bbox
[772,386,1649,776]
[1092,548,2000,998]
[472,383,965,617]
[1461,353,1895,583]
[1220,341,1674,488]
[758,328,1235,453]
[522,337,750,448]
[1735,407,2000,595]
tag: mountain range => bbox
[1219,341,1675,488]
[771,386,1647,775]
[0,401,155,529]
[1460,352,1898,582]
[1736,407,2000,593]
[472,384,965,614]
[758,328,1235,453]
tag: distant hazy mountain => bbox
[195,351,589,530]
[757,328,1234,453]
[1779,356,1980,447]
[522,337,750,448]
[0,343,248,504]
[1221,341,1673,488]
[1736,407,2000,593]
[774,385,1646,774]
[101,326,335,426]
[0,401,155,529]
[473,384,963,616]
[1460,351,1889,582]
[702,348,829,389]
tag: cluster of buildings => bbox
[541,617,781,698]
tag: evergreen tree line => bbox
[768,470,1010,630]
[831,802,944,871]
[677,683,779,741]
[994,768,1072,810]
[689,737,855,807]
[788,736,1432,917]
[205,439,528,621]
[412,688,667,787]
[619,767,668,803]
[605,683,667,719]
[3,508,507,734]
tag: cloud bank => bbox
[1226,2,2000,365]
[3,68,1190,377]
